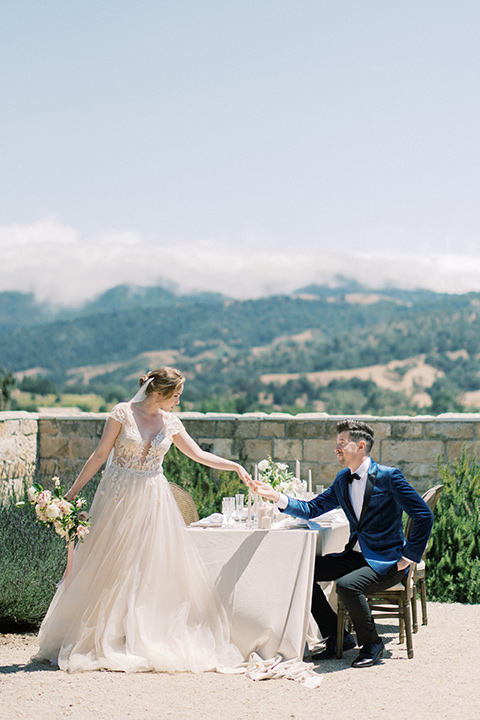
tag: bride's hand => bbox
[65,485,78,502]
[252,481,280,503]
[236,465,253,486]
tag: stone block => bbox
[325,421,340,439]
[55,420,87,436]
[39,435,70,459]
[445,440,480,462]
[243,439,273,462]
[398,463,440,493]
[17,419,38,436]
[39,419,60,436]
[367,422,391,439]
[317,462,341,486]
[199,438,234,458]
[3,420,20,436]
[390,422,424,439]
[182,420,217,438]
[425,422,474,440]
[235,421,260,439]
[304,439,336,464]
[259,421,286,438]
[214,420,237,438]
[285,421,325,439]
[272,439,303,461]
[69,437,97,460]
[380,440,444,465]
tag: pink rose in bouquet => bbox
[17,478,90,545]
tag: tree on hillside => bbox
[0,367,16,410]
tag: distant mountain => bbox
[3,281,480,415]
[0,283,229,333]
[0,291,56,333]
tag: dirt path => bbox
[1,603,479,720]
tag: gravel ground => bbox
[1,602,479,720]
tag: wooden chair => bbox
[336,562,415,659]
[405,483,444,630]
[336,483,444,658]
[169,482,199,525]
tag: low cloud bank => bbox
[1,216,479,305]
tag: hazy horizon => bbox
[2,3,480,304]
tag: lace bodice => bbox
[108,402,185,472]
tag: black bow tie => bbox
[347,472,360,484]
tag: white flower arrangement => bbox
[17,476,90,544]
[257,457,307,498]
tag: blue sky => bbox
[1,1,480,303]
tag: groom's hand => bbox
[252,481,280,504]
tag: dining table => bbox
[188,518,350,663]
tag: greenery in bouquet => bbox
[257,456,307,497]
[16,476,90,544]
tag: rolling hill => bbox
[2,280,480,415]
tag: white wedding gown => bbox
[35,402,243,673]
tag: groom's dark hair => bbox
[337,420,374,454]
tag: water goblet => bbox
[222,497,236,526]
[235,493,246,523]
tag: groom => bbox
[253,419,433,668]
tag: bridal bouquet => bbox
[17,476,90,544]
[257,457,307,498]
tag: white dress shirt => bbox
[348,457,371,551]
[277,456,412,566]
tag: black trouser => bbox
[311,550,405,646]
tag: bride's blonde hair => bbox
[139,367,185,399]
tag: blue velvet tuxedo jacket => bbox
[282,460,434,575]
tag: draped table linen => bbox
[188,520,350,664]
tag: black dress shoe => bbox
[311,633,356,660]
[351,639,384,668]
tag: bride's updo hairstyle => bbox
[139,367,185,399]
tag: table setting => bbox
[186,458,350,686]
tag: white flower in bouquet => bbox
[27,486,39,502]
[17,477,90,545]
[36,490,52,507]
[45,502,62,519]
[76,525,89,540]
[257,456,306,498]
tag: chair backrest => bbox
[404,484,443,545]
[169,482,199,525]
[421,484,444,513]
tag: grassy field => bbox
[11,389,108,413]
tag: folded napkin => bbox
[189,513,224,528]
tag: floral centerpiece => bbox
[17,476,90,544]
[257,457,307,498]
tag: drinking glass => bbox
[235,493,246,522]
[222,497,236,525]
[316,485,325,495]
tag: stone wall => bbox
[2,410,480,493]
[0,411,38,494]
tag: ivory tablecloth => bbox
[189,522,349,663]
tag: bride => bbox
[35,366,251,673]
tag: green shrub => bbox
[0,491,67,628]
[163,444,247,517]
[0,473,101,630]
[0,450,246,629]
[426,446,480,603]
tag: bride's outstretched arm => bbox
[65,418,122,500]
[173,430,252,486]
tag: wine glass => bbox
[222,497,236,526]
